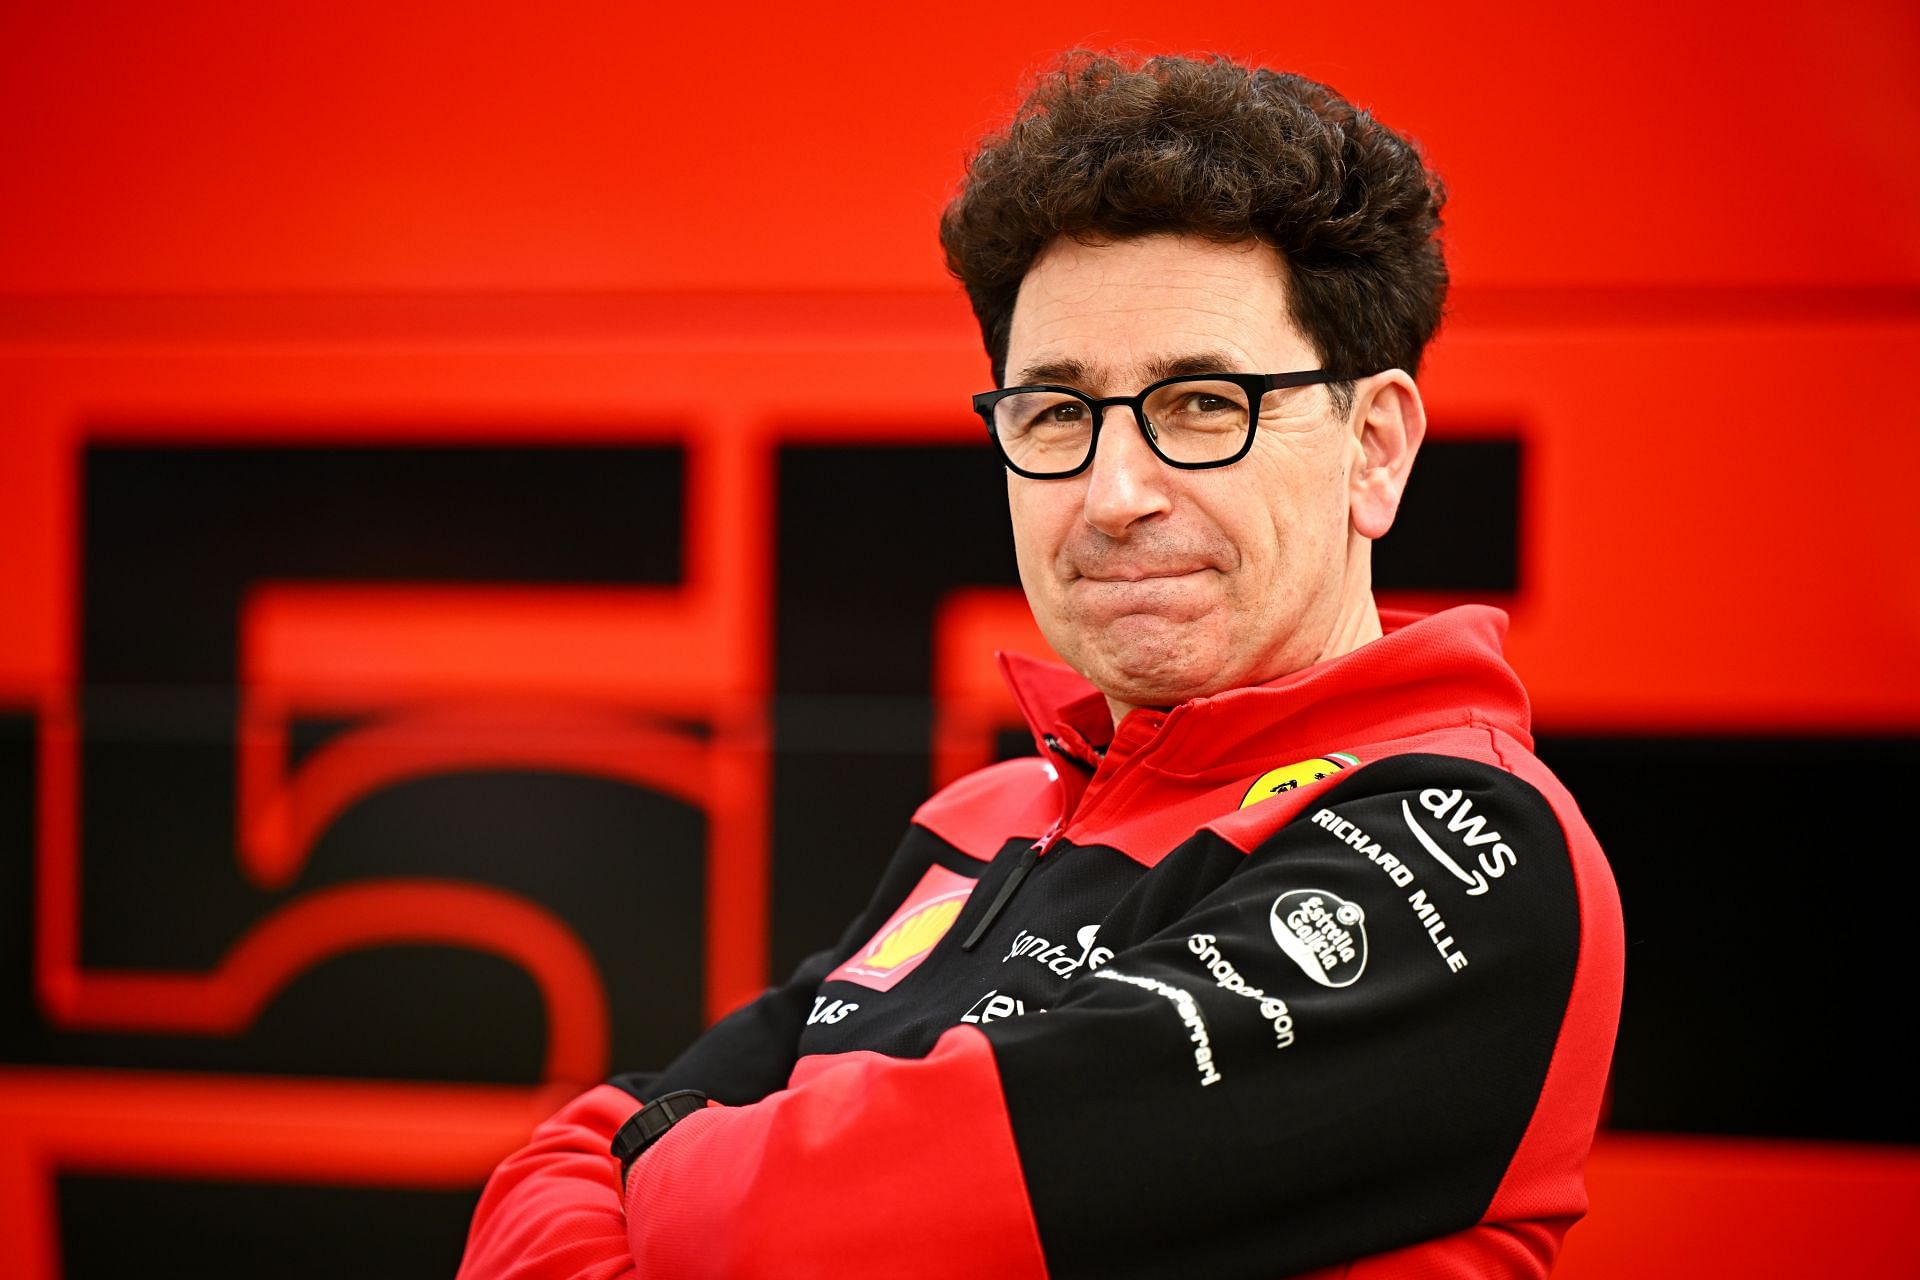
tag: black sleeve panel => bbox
[984,754,1582,1280]
[616,825,985,1105]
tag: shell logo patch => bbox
[864,898,964,970]
[825,864,976,991]
[1239,752,1361,809]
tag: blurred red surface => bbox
[0,2,1914,1274]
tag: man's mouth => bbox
[1078,567,1210,584]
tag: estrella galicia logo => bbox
[1269,889,1368,989]
[1399,786,1521,897]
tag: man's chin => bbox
[1080,646,1227,712]
[1044,613,1238,708]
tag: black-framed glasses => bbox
[972,370,1361,480]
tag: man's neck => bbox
[1319,592,1385,665]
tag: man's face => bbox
[1004,233,1369,713]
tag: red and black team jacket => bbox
[459,606,1625,1279]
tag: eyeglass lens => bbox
[992,378,1253,474]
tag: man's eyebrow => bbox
[1141,351,1245,382]
[1009,351,1244,391]
[1010,357,1097,388]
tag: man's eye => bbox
[1024,401,1084,428]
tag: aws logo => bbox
[1240,752,1361,809]
[825,864,977,992]
[1400,786,1521,896]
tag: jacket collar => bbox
[996,605,1533,774]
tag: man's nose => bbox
[1081,406,1173,536]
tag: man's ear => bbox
[1348,370,1426,541]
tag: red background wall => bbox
[2,2,1916,1275]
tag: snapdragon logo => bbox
[1269,889,1368,989]
[1187,933,1295,1049]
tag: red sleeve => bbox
[621,1029,1048,1280]
[457,1085,643,1280]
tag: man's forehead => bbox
[1004,235,1311,390]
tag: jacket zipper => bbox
[1042,732,1102,773]
[959,818,1062,952]
[1060,706,1180,837]
[960,709,1179,952]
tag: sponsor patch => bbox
[1269,889,1369,988]
[1406,888,1470,974]
[807,996,858,1025]
[1003,923,1112,978]
[961,989,1034,1025]
[1092,968,1222,1086]
[1309,807,1416,887]
[826,864,975,991]
[1187,933,1296,1048]
[1400,786,1521,896]
[1240,753,1361,809]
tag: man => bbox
[459,53,1622,1279]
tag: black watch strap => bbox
[611,1089,710,1186]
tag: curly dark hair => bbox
[939,53,1449,404]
